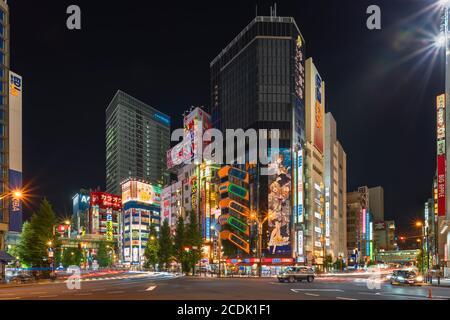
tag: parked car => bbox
[8,272,34,284]
[277,266,315,283]
[389,269,423,285]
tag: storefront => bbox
[225,258,295,276]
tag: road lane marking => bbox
[336,297,357,300]
[38,295,58,298]
[291,289,344,292]
[75,293,93,296]
[0,293,14,296]
[91,288,106,292]
[304,293,319,297]
[146,286,157,291]
[0,296,21,300]
[107,291,125,294]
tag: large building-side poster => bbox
[437,94,446,216]
[267,148,291,255]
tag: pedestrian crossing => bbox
[71,272,177,283]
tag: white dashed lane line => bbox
[304,293,319,297]
[336,297,357,300]
[146,286,157,291]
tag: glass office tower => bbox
[0,0,10,252]
[106,90,171,195]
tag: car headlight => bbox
[416,276,423,282]
[398,276,404,281]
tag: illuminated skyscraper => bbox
[210,13,306,267]
[106,90,170,195]
[324,112,347,260]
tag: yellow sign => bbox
[296,35,302,48]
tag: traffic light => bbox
[399,236,406,241]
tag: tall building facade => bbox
[121,178,161,266]
[303,58,325,265]
[347,186,374,264]
[0,1,9,249]
[210,15,306,267]
[1,2,22,263]
[324,112,347,260]
[106,90,170,195]
[368,186,384,222]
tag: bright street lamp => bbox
[435,34,446,47]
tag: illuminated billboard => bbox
[183,107,212,164]
[8,71,23,232]
[437,94,446,216]
[90,192,122,210]
[161,186,171,225]
[314,73,324,154]
[268,148,291,255]
[121,179,161,206]
[294,34,306,148]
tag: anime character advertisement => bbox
[267,148,292,255]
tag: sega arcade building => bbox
[121,178,161,266]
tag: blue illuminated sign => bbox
[154,113,170,126]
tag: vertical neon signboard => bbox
[437,94,446,216]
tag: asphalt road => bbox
[1,272,450,300]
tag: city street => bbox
[1,272,450,300]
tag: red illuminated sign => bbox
[437,94,446,217]
[90,192,122,210]
[438,154,446,216]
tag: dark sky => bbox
[10,0,443,234]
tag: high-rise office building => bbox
[347,186,374,263]
[324,112,347,260]
[1,1,23,280]
[106,90,170,195]
[210,14,306,266]
[303,58,325,266]
[368,186,384,222]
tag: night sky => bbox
[10,0,443,234]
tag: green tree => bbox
[324,254,333,272]
[173,216,187,273]
[96,241,112,268]
[17,199,59,273]
[185,211,203,275]
[144,225,159,270]
[158,220,173,271]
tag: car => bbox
[8,272,35,284]
[389,270,423,285]
[277,266,315,283]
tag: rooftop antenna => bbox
[274,3,277,17]
[270,6,273,17]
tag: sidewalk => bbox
[429,278,450,287]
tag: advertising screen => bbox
[437,94,446,216]
[297,149,303,224]
[122,180,161,206]
[8,71,23,232]
[267,148,292,255]
[90,192,122,210]
[314,73,324,154]
[438,154,446,216]
[161,186,171,225]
